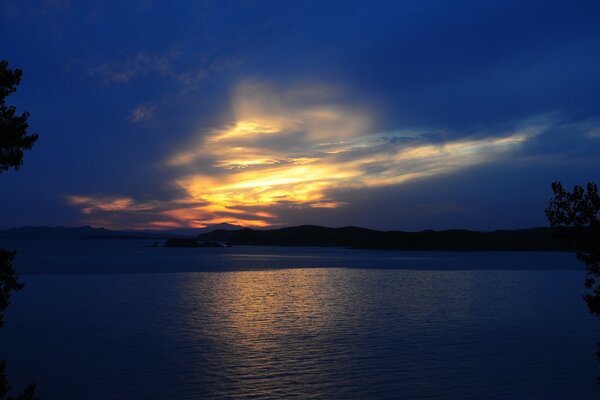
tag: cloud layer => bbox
[67,81,544,229]
[3,1,600,229]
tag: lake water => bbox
[0,240,598,399]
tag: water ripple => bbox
[1,268,598,399]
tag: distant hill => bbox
[0,226,173,240]
[134,223,244,238]
[198,225,571,251]
[0,224,242,240]
[0,224,248,240]
[0,224,572,251]
[198,225,378,247]
[354,228,570,251]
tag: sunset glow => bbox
[65,83,543,228]
[4,3,600,397]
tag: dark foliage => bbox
[0,60,38,399]
[0,60,38,172]
[546,182,600,316]
[546,182,600,384]
[0,361,36,400]
[0,250,23,329]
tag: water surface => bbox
[0,240,597,399]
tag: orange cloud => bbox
[67,82,546,229]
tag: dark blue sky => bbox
[1,0,599,230]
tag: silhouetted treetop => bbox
[0,60,38,173]
[546,181,600,316]
[0,360,36,400]
[0,250,23,330]
[0,60,38,400]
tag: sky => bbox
[1,0,600,231]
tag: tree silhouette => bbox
[546,181,600,382]
[0,60,38,400]
[1,60,38,172]
[546,182,600,315]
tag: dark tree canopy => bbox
[0,361,36,400]
[0,60,38,172]
[0,250,23,329]
[0,60,38,400]
[546,182,600,315]
[0,59,35,334]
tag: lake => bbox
[0,239,598,399]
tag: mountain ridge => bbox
[0,225,573,251]
[0,223,245,239]
[197,225,572,251]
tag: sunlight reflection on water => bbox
[2,268,599,399]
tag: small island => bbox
[164,238,225,248]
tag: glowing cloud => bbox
[68,81,545,229]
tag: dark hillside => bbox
[198,225,570,251]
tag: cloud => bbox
[85,48,240,88]
[68,81,547,229]
[2,0,69,17]
[87,51,176,84]
[583,120,600,138]
[65,194,275,230]
[130,104,155,122]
